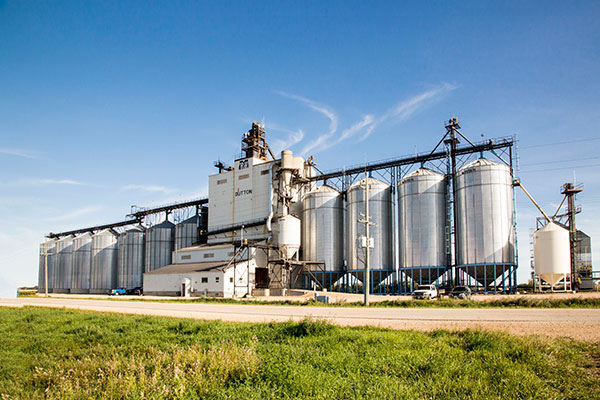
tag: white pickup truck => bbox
[412,284,439,300]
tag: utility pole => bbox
[44,239,48,298]
[359,172,375,306]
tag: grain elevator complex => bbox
[37,119,593,297]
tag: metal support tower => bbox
[242,122,275,160]
[444,118,461,287]
[561,182,583,290]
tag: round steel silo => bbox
[145,220,174,272]
[54,235,74,293]
[90,229,119,294]
[302,186,344,271]
[71,232,92,293]
[175,215,200,250]
[456,158,515,287]
[346,177,393,286]
[38,239,56,293]
[398,168,447,284]
[301,186,344,289]
[118,225,145,289]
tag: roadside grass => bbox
[32,293,600,308]
[371,297,600,308]
[0,307,598,399]
[15,289,37,297]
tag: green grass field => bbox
[0,307,598,399]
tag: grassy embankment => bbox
[0,307,598,399]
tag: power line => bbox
[519,162,600,174]
[521,156,600,167]
[519,137,600,150]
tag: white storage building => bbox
[143,243,265,297]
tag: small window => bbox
[181,255,191,260]
[238,174,249,180]
[229,277,233,283]
[201,277,208,283]
[216,277,220,283]
[217,179,227,185]
[203,253,214,258]
[261,170,269,175]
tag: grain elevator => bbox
[38,118,529,296]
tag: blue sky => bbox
[1,1,599,297]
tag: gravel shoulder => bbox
[2,297,599,342]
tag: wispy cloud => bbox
[360,82,458,141]
[37,179,84,185]
[4,178,87,187]
[280,83,457,157]
[44,206,103,222]
[121,184,175,194]
[0,148,40,159]
[269,128,305,154]
[301,114,375,156]
[278,92,339,156]
[278,92,339,135]
[333,114,375,146]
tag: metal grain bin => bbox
[175,215,200,250]
[533,222,570,286]
[38,239,56,293]
[456,158,515,286]
[398,168,447,284]
[90,229,119,294]
[118,226,145,289]
[54,235,74,293]
[71,232,92,293]
[302,186,344,272]
[145,220,175,272]
[346,177,393,286]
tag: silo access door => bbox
[255,268,269,288]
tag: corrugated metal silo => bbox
[54,235,74,293]
[398,168,447,284]
[346,177,393,286]
[118,225,145,289]
[90,229,119,294]
[145,220,174,272]
[302,186,344,286]
[175,215,200,250]
[71,232,92,293]
[456,158,515,287]
[38,239,56,293]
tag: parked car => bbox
[412,284,439,300]
[109,288,127,296]
[449,286,472,299]
[126,287,143,295]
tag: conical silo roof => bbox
[151,220,175,229]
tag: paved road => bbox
[2,297,599,342]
